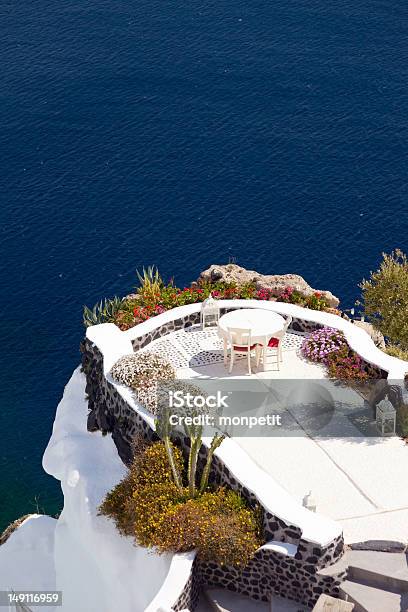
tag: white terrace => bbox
[88,299,408,546]
[139,323,325,379]
[133,310,408,546]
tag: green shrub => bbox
[304,292,329,311]
[149,487,262,566]
[113,301,140,330]
[385,344,408,362]
[99,472,137,536]
[360,250,408,351]
[136,266,164,304]
[110,353,176,414]
[99,441,263,567]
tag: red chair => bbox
[259,315,292,370]
[227,327,260,375]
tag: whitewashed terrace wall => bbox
[83,300,407,609]
[122,300,408,380]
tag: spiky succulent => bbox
[83,296,123,327]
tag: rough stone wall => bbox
[289,316,323,335]
[199,546,346,609]
[131,312,201,351]
[81,338,158,465]
[80,332,345,611]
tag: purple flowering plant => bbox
[301,327,347,364]
[302,327,383,381]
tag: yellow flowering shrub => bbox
[99,441,184,536]
[149,488,263,566]
[99,441,263,566]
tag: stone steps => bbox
[195,593,217,612]
[312,594,354,610]
[332,550,408,612]
[347,551,408,592]
[320,549,408,590]
[203,588,310,611]
[339,580,404,612]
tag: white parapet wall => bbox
[119,299,408,379]
[145,551,197,612]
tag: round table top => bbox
[218,308,286,340]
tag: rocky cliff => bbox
[198,264,340,308]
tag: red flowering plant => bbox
[279,286,304,304]
[113,308,138,331]
[86,268,338,332]
[197,281,256,300]
[305,292,329,311]
[132,304,157,323]
[236,282,257,299]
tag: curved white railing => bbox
[121,300,408,379]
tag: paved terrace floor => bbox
[140,325,408,545]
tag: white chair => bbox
[227,327,260,375]
[259,315,292,370]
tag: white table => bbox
[218,308,286,370]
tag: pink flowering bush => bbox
[84,270,334,331]
[256,288,274,300]
[301,327,348,364]
[302,327,383,381]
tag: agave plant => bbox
[136,266,163,303]
[155,381,225,497]
[83,296,123,328]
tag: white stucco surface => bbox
[0,514,57,610]
[0,369,191,612]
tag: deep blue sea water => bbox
[0,0,407,531]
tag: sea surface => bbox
[0,0,407,531]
